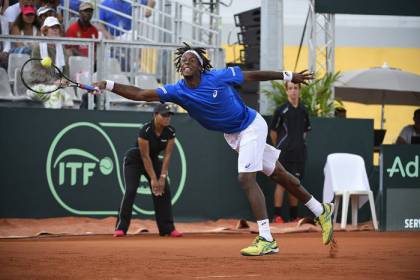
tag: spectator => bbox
[9,5,40,54]
[4,0,34,26]
[36,5,55,25]
[0,0,11,69]
[1,0,10,14]
[26,16,73,108]
[396,108,420,144]
[65,1,98,56]
[38,0,63,22]
[99,0,154,37]
[269,81,311,223]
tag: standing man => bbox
[114,103,182,238]
[269,82,311,223]
[93,43,334,256]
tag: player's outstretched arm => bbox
[243,69,313,85]
[94,81,160,102]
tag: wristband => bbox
[105,80,115,91]
[282,71,293,81]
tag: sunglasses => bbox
[160,112,172,118]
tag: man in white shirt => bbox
[396,108,420,144]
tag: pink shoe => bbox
[113,230,126,237]
[169,229,183,237]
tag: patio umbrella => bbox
[334,64,420,128]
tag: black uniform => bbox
[115,121,176,235]
[270,101,311,180]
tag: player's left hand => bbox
[292,69,314,85]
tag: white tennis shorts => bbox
[224,113,281,176]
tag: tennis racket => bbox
[20,58,97,95]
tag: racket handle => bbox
[79,84,97,91]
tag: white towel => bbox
[39,42,65,70]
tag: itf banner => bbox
[0,107,250,220]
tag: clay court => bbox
[1,230,420,280]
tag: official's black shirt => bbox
[133,121,176,160]
[269,101,311,162]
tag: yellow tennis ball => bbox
[41,57,52,68]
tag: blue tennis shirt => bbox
[156,66,257,134]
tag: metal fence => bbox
[0,35,225,110]
[59,0,222,47]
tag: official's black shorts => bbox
[279,159,305,180]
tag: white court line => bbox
[194,276,260,279]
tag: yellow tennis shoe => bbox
[315,203,334,245]
[240,236,279,256]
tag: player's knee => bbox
[237,173,255,191]
[271,167,300,188]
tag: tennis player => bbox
[93,43,334,256]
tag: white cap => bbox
[37,6,55,17]
[42,16,60,28]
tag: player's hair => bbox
[174,42,212,73]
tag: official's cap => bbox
[154,103,174,114]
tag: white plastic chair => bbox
[135,73,159,89]
[323,153,378,230]
[69,56,90,82]
[13,68,29,98]
[104,57,122,75]
[7,53,30,82]
[0,68,16,100]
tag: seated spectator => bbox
[38,0,62,22]
[10,5,40,54]
[1,0,11,69]
[396,108,420,144]
[65,1,97,56]
[26,16,73,108]
[36,5,55,25]
[1,0,10,14]
[99,0,154,37]
[4,0,33,26]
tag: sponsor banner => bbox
[382,145,420,231]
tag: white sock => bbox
[305,196,324,217]
[257,219,273,242]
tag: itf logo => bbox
[46,122,187,216]
[54,149,113,186]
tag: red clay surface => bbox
[1,232,420,280]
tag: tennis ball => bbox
[41,57,52,68]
